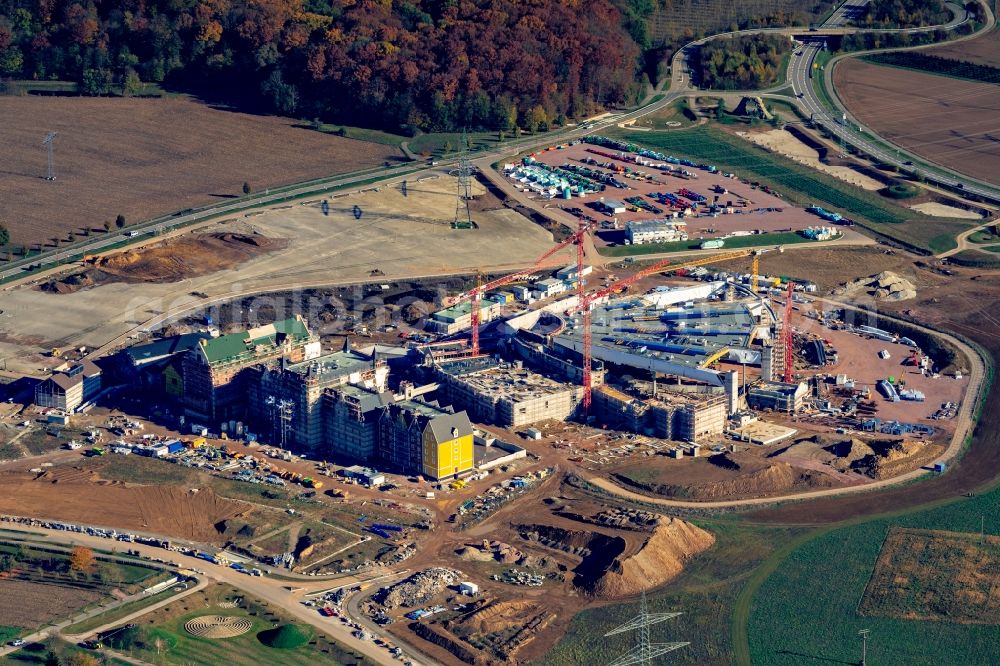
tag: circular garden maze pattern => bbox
[184,615,253,639]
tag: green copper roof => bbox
[199,317,311,365]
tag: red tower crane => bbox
[782,280,795,383]
[457,220,592,356]
[570,246,784,414]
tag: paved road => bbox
[583,294,987,509]
[937,220,1000,258]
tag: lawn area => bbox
[0,627,19,643]
[628,99,699,130]
[120,584,368,666]
[610,126,973,253]
[63,586,181,635]
[0,638,133,665]
[598,231,816,257]
[748,485,1000,666]
[407,130,502,156]
[968,229,999,244]
[947,249,1000,267]
[539,517,805,665]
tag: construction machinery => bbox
[699,346,731,368]
[570,245,784,412]
[456,220,593,356]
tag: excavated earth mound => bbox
[41,232,287,292]
[832,270,917,302]
[518,517,714,599]
[586,518,715,598]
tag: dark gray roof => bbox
[426,410,473,444]
[125,333,211,365]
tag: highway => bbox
[0,0,990,289]
[790,1,1000,203]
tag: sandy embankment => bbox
[739,129,884,191]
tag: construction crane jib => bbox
[457,221,593,356]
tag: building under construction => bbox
[552,285,770,388]
[182,316,319,422]
[433,356,586,428]
[248,341,388,451]
[746,380,808,413]
[593,384,728,444]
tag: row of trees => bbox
[864,51,1000,84]
[855,0,951,28]
[0,0,647,132]
[695,34,792,90]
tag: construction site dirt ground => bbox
[370,477,715,665]
[0,95,398,248]
[0,465,251,543]
[0,174,559,375]
[792,302,969,427]
[524,141,831,243]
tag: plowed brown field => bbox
[834,59,1000,186]
[0,96,396,247]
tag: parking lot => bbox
[520,140,829,247]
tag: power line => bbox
[42,131,58,181]
[605,591,689,666]
[454,128,473,227]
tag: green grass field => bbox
[609,126,973,253]
[63,586,180,635]
[122,585,365,666]
[748,486,1000,666]
[0,638,133,665]
[598,231,816,256]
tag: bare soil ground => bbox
[858,527,1000,625]
[834,60,1000,186]
[0,465,251,543]
[611,451,841,501]
[910,201,985,219]
[747,256,1000,525]
[0,578,101,628]
[738,129,884,191]
[40,232,287,293]
[0,96,396,247]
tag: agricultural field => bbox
[834,59,1000,187]
[611,127,974,254]
[748,485,1000,665]
[0,579,101,631]
[117,583,369,666]
[0,95,397,248]
[858,528,1000,624]
[862,52,1000,84]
